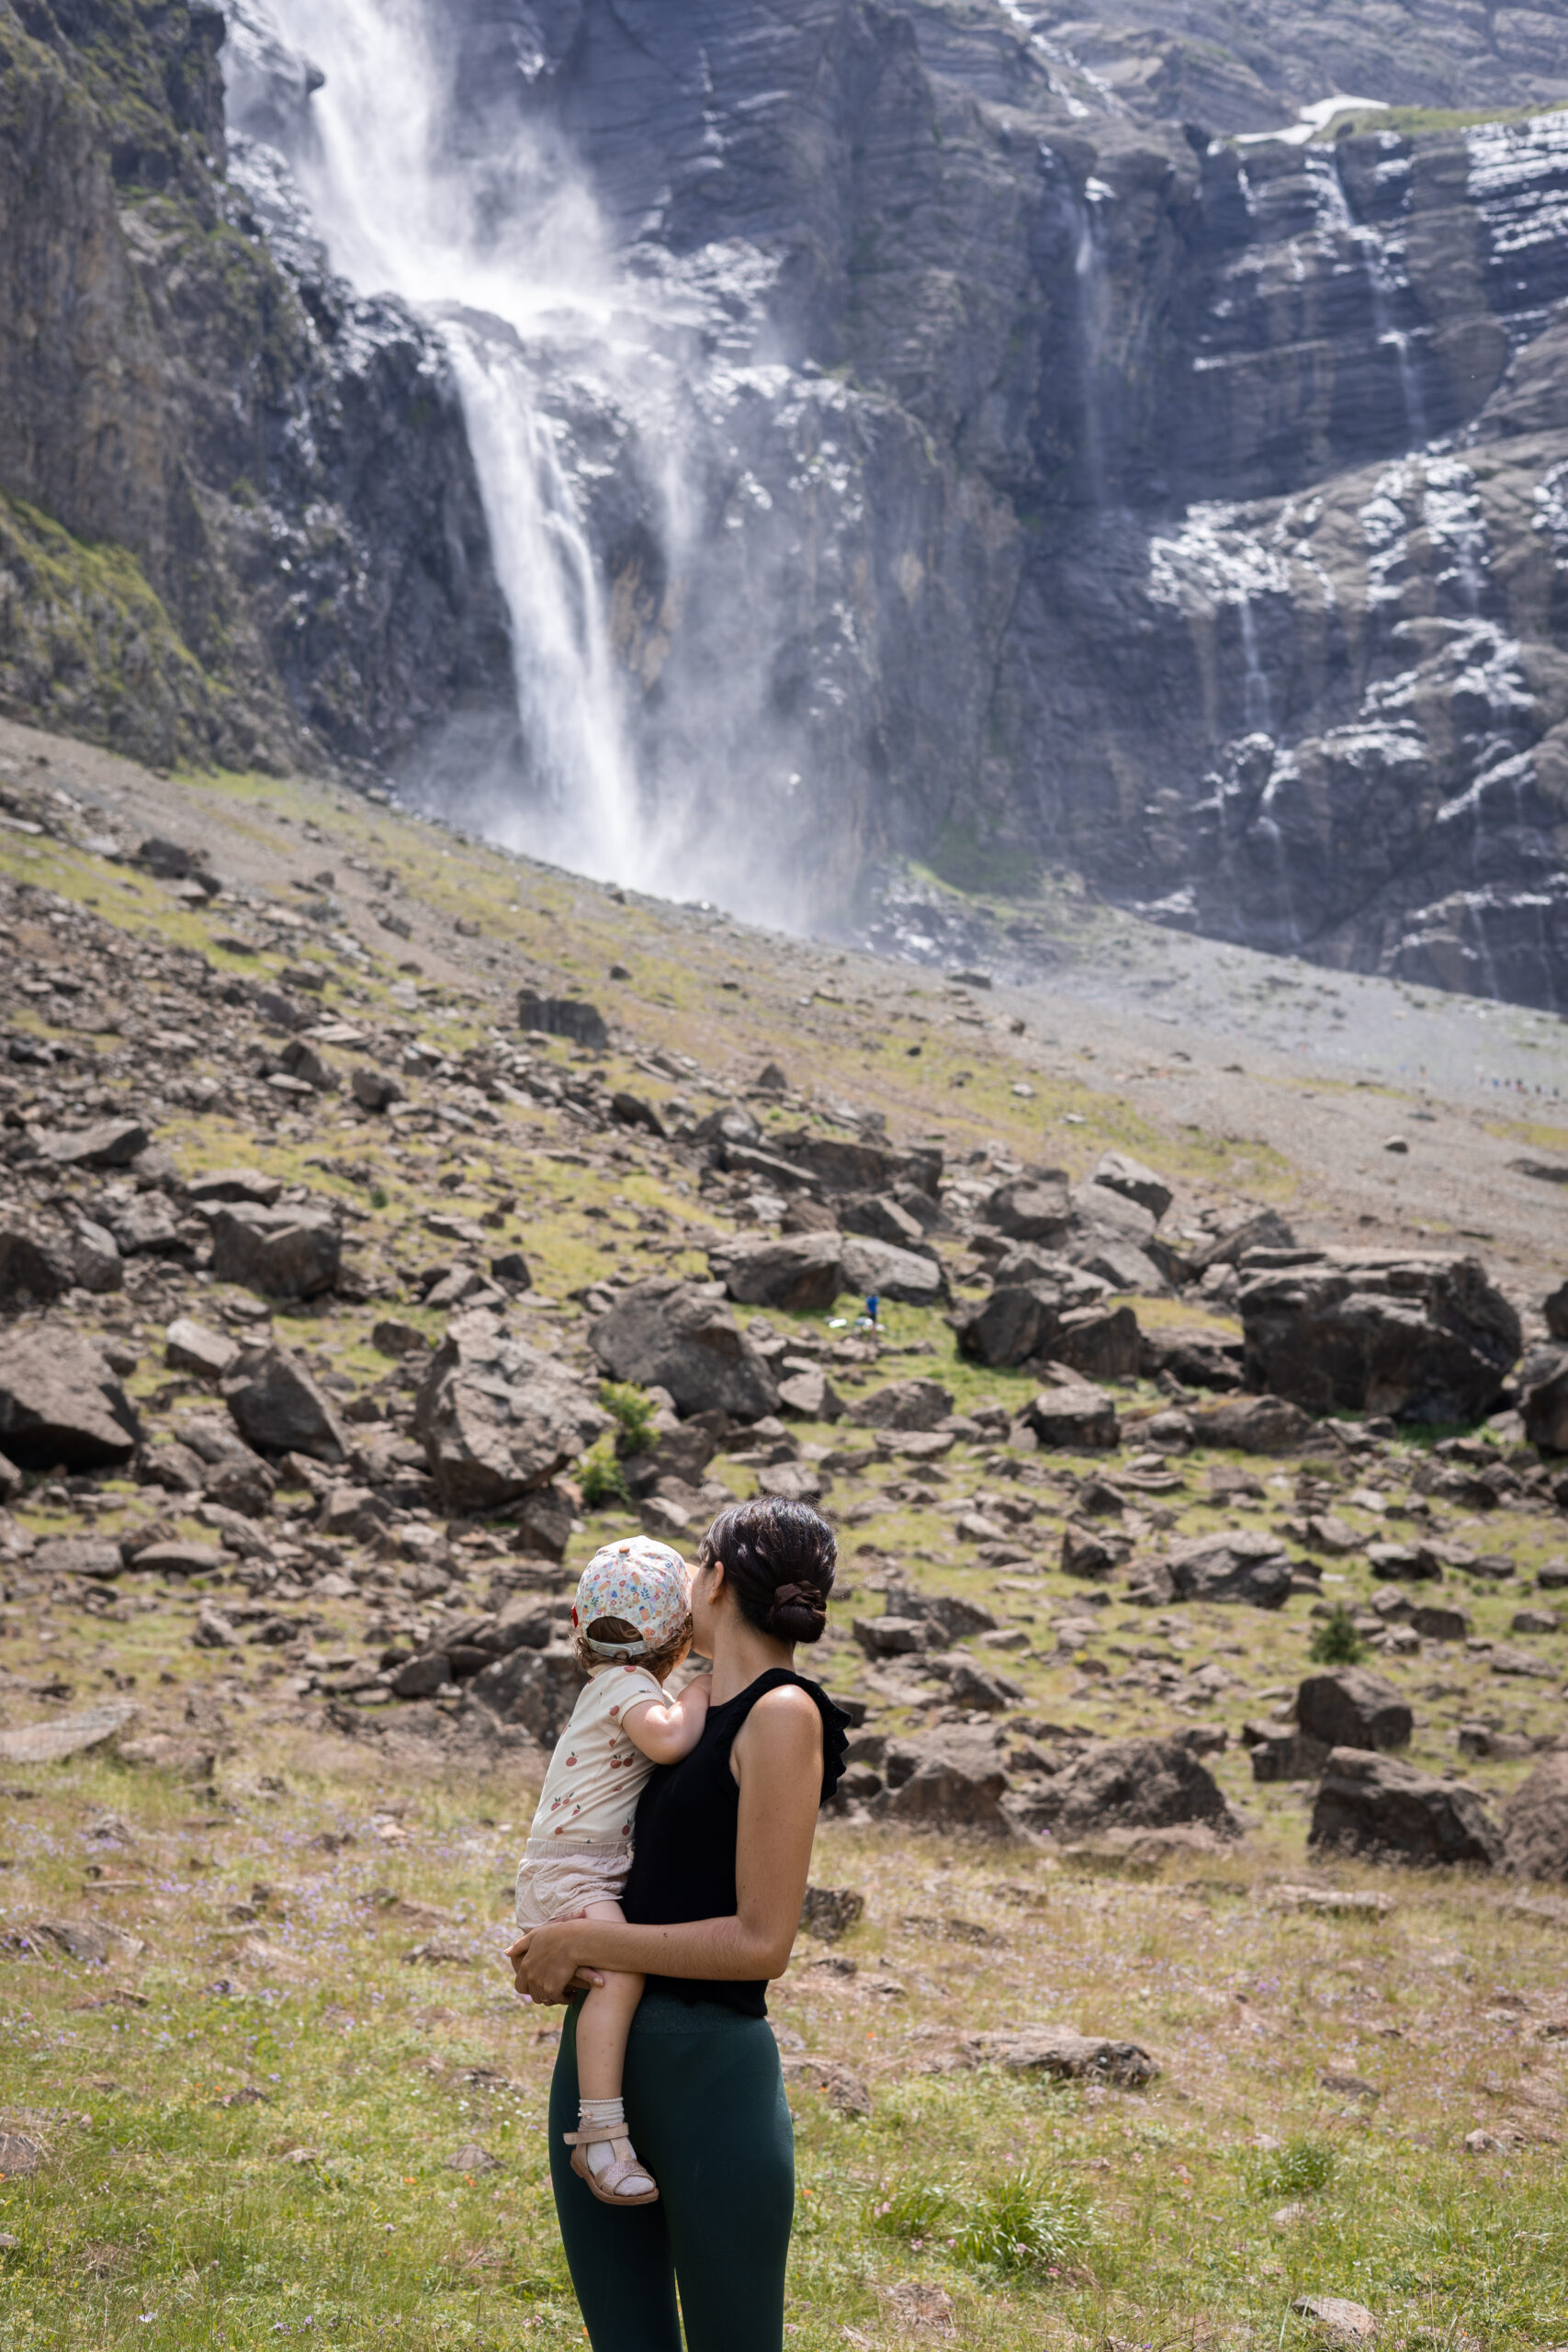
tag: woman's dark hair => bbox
[698,1499,836,1645]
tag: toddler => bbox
[513,1536,709,2207]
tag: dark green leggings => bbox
[547,1991,795,2351]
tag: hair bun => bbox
[768,1580,827,1632]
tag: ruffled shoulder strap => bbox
[726,1668,852,1808]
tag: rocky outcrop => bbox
[0,0,510,775]
[1008,1736,1242,1843]
[1309,1748,1505,1867]
[0,1327,141,1468]
[1240,1254,1521,1424]
[414,1317,608,1511]
[1296,1668,1413,1753]
[590,1279,779,1421]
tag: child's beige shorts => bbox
[514,1838,634,1929]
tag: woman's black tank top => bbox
[621,1667,851,2018]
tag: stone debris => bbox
[1295,1668,1413,1753]
[0,1329,141,1469]
[414,1317,607,1510]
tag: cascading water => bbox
[251,0,654,888]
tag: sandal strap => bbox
[594,2155,656,2199]
[563,2122,621,2147]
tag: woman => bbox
[507,1497,851,2352]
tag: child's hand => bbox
[507,1925,605,2003]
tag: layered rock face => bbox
[0,0,510,770]
[11,0,1568,998]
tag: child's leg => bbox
[568,1900,652,2201]
[573,1901,644,2102]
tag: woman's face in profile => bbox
[689,1556,722,1657]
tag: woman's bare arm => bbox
[508,1684,823,2002]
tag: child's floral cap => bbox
[573,1537,691,1659]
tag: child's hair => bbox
[698,1498,836,1644]
[571,1611,693,1681]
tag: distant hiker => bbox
[509,1498,851,2352]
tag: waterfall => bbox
[1237,599,1272,733]
[1313,147,1428,452]
[254,0,653,887]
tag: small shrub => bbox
[579,1442,630,1510]
[598,1380,657,1460]
[953,2171,1094,2278]
[370,1184,389,1210]
[867,2180,952,2247]
[1309,1604,1366,1667]
[1252,2139,1337,2200]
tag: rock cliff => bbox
[0,0,510,771]
[8,0,1568,1001]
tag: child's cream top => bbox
[525,1662,665,1846]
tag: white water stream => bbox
[259,0,658,888]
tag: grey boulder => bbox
[208,1204,342,1299]
[1296,1668,1413,1752]
[982,1174,1071,1242]
[32,1116,148,1170]
[1020,1382,1120,1451]
[468,1644,585,1744]
[591,1279,779,1420]
[1309,1748,1504,1867]
[222,1345,347,1463]
[840,1234,946,1306]
[517,993,608,1049]
[850,1378,954,1431]
[708,1233,844,1311]
[0,1329,141,1469]
[415,1318,608,1511]
[959,2027,1158,2087]
[1240,1254,1521,1425]
[1163,1531,1293,1608]
[1501,1751,1568,1882]
[1090,1150,1173,1223]
[1008,1737,1241,1843]
[1520,1351,1568,1453]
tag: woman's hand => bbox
[506,1921,605,2003]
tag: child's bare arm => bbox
[620,1679,710,1765]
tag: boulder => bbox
[1248,1724,1331,1782]
[1007,1737,1241,1842]
[70,1221,123,1293]
[840,1235,946,1306]
[851,1378,954,1431]
[1296,1668,1412,1751]
[780,2056,872,2116]
[981,1174,1072,1242]
[1188,1209,1297,1272]
[956,1283,1065,1368]
[873,1726,1012,1835]
[609,1091,665,1137]
[1240,1254,1520,1424]
[1050,1304,1141,1382]
[165,1318,240,1379]
[840,1193,927,1250]
[1520,1352,1568,1453]
[414,1320,608,1511]
[33,1116,148,1170]
[1091,1150,1173,1223]
[1140,1327,1245,1391]
[30,1535,123,1579]
[0,1700,139,1763]
[771,1132,942,1198]
[1162,1531,1293,1608]
[187,1167,284,1206]
[959,2027,1158,2087]
[0,1329,141,1469]
[1062,1521,1119,1579]
[208,1204,342,1299]
[1501,1751,1568,1881]
[0,1224,70,1306]
[222,1346,347,1462]
[1309,1748,1504,1867]
[590,1280,779,1420]
[517,993,609,1048]
[1065,1184,1168,1292]
[107,1193,191,1261]
[1021,1382,1120,1451]
[1546,1280,1568,1341]
[708,1233,844,1311]
[468,1644,584,1742]
[775,1366,843,1420]
[1187,1395,1323,1453]
[351,1068,402,1113]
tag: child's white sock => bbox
[579,2097,633,2178]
